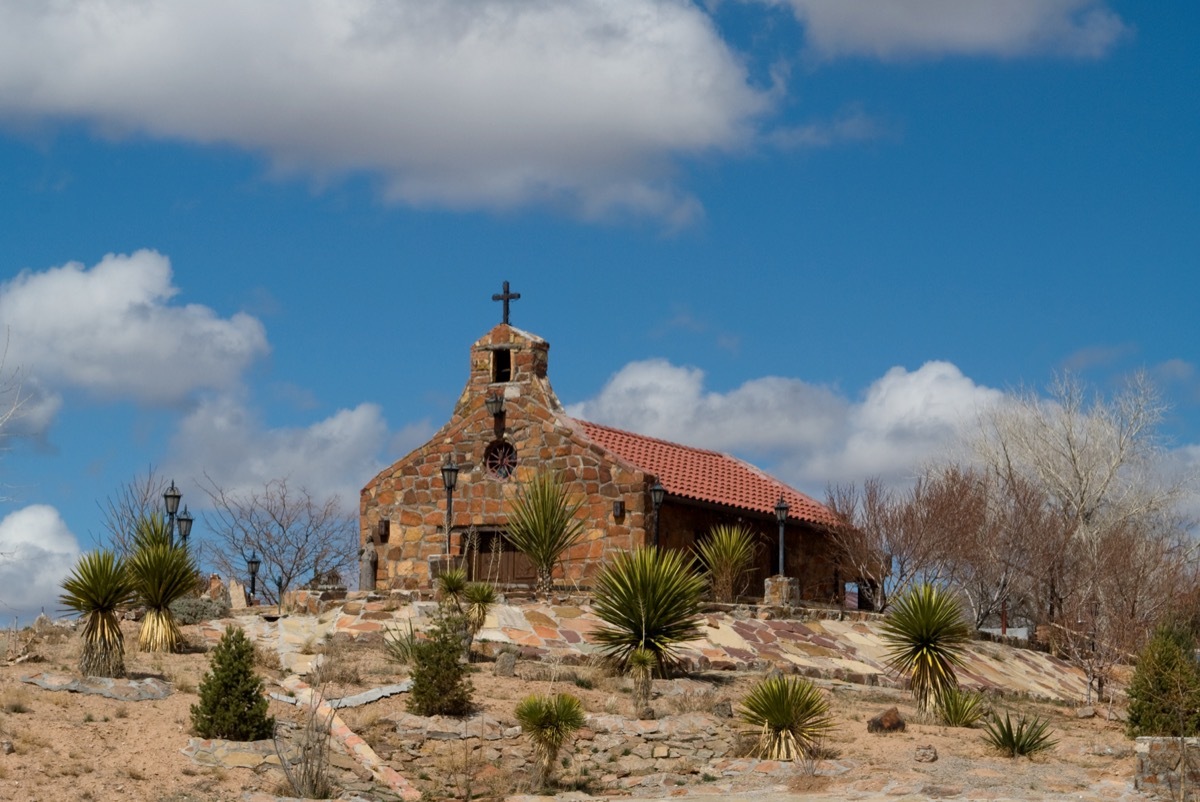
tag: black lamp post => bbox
[650,482,666,548]
[247,553,261,603]
[164,480,182,541]
[176,506,194,550]
[775,496,790,576]
[441,459,459,556]
[275,575,284,615]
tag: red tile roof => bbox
[576,420,839,527]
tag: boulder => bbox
[867,707,906,733]
[710,699,733,718]
[493,651,517,677]
[915,744,938,763]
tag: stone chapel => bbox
[360,291,844,601]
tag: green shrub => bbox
[983,711,1057,757]
[515,693,585,790]
[695,524,756,603]
[191,625,275,740]
[170,597,232,626]
[1126,624,1200,738]
[738,675,834,761]
[936,686,987,728]
[406,609,473,717]
[592,547,705,674]
[880,583,971,711]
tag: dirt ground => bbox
[0,618,1142,802]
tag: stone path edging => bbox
[21,671,172,701]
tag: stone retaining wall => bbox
[1136,737,1200,800]
[388,709,746,790]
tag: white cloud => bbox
[570,358,1004,491]
[0,251,269,410]
[0,505,81,620]
[768,0,1128,60]
[0,0,769,222]
[167,394,405,507]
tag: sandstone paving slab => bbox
[21,671,172,701]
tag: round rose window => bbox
[485,441,517,479]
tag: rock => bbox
[638,707,656,721]
[710,699,733,718]
[493,651,517,677]
[915,744,938,763]
[228,578,247,610]
[0,740,13,755]
[1075,706,1096,719]
[867,707,906,733]
[764,667,784,682]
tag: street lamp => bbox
[176,506,193,550]
[650,482,666,548]
[247,553,261,604]
[441,459,459,556]
[775,496,790,576]
[164,480,182,539]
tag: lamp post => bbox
[163,480,195,549]
[247,553,261,604]
[650,482,666,548]
[177,506,193,550]
[775,496,790,576]
[441,459,459,557]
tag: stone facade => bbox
[1136,737,1200,800]
[361,322,839,595]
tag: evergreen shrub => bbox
[191,625,275,740]
[406,609,473,717]
[1127,624,1200,738]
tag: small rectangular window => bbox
[377,519,391,544]
[493,349,512,382]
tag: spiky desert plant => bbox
[129,538,198,652]
[463,581,496,637]
[505,470,585,597]
[515,692,585,790]
[983,711,1058,757]
[591,547,705,674]
[936,686,988,728]
[132,513,175,551]
[628,646,656,712]
[436,566,468,602]
[695,524,756,603]
[59,550,137,677]
[191,625,275,740]
[880,583,972,711]
[383,620,420,665]
[739,675,834,761]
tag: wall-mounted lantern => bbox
[485,392,505,417]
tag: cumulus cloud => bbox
[0,251,269,410]
[767,0,1128,60]
[0,1,769,222]
[167,394,416,507]
[0,505,81,620]
[570,358,1004,491]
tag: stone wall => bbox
[388,710,746,791]
[1136,737,1200,800]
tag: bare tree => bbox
[971,371,1190,629]
[96,466,170,557]
[200,476,356,604]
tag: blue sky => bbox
[0,1,1196,622]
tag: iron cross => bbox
[492,281,521,325]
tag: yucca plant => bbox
[463,581,496,637]
[880,583,972,711]
[436,566,468,602]
[739,675,834,761]
[936,686,987,728]
[983,711,1058,757]
[515,692,585,790]
[131,513,175,551]
[628,646,656,712]
[383,620,420,665]
[591,547,705,674]
[128,540,198,652]
[59,550,137,677]
[695,524,756,603]
[505,470,585,597]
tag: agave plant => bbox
[983,711,1058,757]
[59,550,137,677]
[695,524,756,603]
[739,675,834,761]
[128,539,198,652]
[591,547,705,674]
[937,686,987,728]
[505,471,585,597]
[880,583,971,711]
[515,692,585,790]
